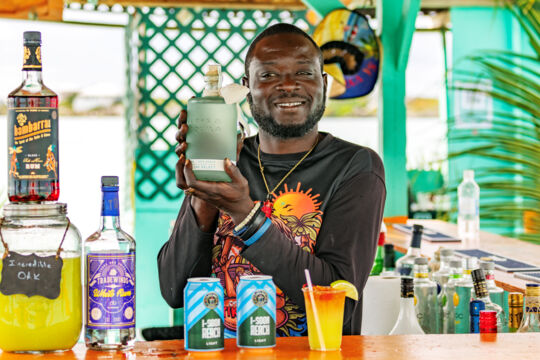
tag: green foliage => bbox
[448,1,540,243]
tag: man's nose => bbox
[276,74,300,92]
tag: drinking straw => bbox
[304,269,326,351]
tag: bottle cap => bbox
[400,277,414,298]
[470,300,485,316]
[377,231,385,246]
[471,269,486,283]
[450,259,463,268]
[23,31,41,44]
[526,283,540,297]
[465,257,479,270]
[101,176,119,187]
[414,257,428,265]
[411,224,423,248]
[508,292,524,306]
[479,310,497,330]
[463,169,474,180]
[479,260,495,271]
[440,248,454,257]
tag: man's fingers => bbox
[224,158,245,184]
[177,109,187,128]
[175,155,188,189]
[176,123,188,143]
[175,142,187,157]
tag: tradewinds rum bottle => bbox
[413,257,439,333]
[471,269,505,333]
[84,176,136,350]
[186,64,237,182]
[395,224,423,276]
[389,277,425,335]
[7,31,59,202]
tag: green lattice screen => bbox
[128,7,312,200]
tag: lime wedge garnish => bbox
[330,280,359,301]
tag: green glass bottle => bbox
[370,222,386,276]
[186,64,237,182]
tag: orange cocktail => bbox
[302,286,346,351]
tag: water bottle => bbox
[457,170,480,243]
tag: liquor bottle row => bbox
[1,31,136,353]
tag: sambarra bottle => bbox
[186,64,237,182]
[7,31,59,202]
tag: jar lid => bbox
[2,203,67,217]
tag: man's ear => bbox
[322,72,328,94]
[242,76,249,87]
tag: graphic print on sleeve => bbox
[211,183,322,337]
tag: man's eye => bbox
[261,73,277,78]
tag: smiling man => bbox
[158,23,386,337]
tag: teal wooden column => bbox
[377,0,420,216]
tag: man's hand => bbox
[183,158,254,225]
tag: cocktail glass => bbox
[302,286,346,351]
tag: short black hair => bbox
[244,23,324,77]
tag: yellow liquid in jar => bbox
[0,256,82,352]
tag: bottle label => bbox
[399,263,413,276]
[87,252,135,330]
[8,107,58,181]
[22,44,42,70]
[191,159,226,172]
[458,197,478,216]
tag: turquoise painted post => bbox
[300,0,344,18]
[377,0,421,217]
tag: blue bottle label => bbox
[87,252,135,329]
[101,187,119,217]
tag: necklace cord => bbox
[257,135,319,200]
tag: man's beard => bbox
[247,93,326,139]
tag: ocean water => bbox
[1,115,446,239]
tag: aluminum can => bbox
[455,284,473,333]
[236,275,276,348]
[184,277,224,351]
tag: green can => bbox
[236,275,276,348]
[184,278,224,351]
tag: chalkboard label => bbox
[0,252,63,299]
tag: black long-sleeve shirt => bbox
[158,132,386,336]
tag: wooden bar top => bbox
[1,335,540,360]
[386,219,540,293]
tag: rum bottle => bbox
[395,224,423,276]
[186,64,237,182]
[479,259,507,331]
[84,176,136,350]
[7,31,59,202]
[517,284,540,332]
[441,259,463,333]
[454,257,478,333]
[471,269,505,333]
[389,277,425,335]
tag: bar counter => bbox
[1,335,539,360]
[386,219,540,293]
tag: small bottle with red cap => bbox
[370,222,386,275]
[479,310,497,341]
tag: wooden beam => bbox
[69,0,307,10]
[0,0,63,20]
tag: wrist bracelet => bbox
[239,207,267,241]
[244,218,272,246]
[233,202,260,234]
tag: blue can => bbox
[470,300,485,333]
[184,277,224,351]
[236,275,276,348]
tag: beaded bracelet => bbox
[233,202,261,233]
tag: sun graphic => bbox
[272,183,322,219]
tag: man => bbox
[158,23,386,337]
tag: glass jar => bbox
[0,203,82,352]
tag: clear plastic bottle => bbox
[471,269,505,333]
[457,170,480,243]
[396,224,423,276]
[84,176,136,350]
[413,257,439,333]
[517,284,540,333]
[389,277,425,335]
[441,259,463,334]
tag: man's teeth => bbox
[278,102,302,107]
